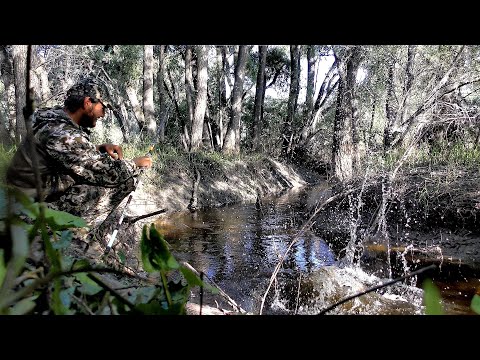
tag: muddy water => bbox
[155,184,478,315]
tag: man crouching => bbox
[6,77,152,247]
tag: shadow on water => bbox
[155,184,478,315]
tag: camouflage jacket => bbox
[6,106,141,200]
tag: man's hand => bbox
[97,143,123,160]
[133,156,153,168]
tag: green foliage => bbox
[140,223,218,314]
[422,278,444,315]
[0,185,216,315]
[0,144,16,185]
[471,294,480,314]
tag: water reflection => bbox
[155,186,336,314]
[154,184,476,315]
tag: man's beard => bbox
[78,113,96,128]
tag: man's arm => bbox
[96,143,124,159]
[45,131,143,187]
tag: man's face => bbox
[78,97,106,128]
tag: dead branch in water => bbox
[182,261,248,314]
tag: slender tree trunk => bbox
[190,45,208,151]
[157,45,167,142]
[282,45,301,157]
[166,66,189,150]
[332,46,360,182]
[223,45,248,154]
[252,45,267,152]
[384,57,396,152]
[185,45,195,136]
[12,45,28,143]
[305,45,316,120]
[143,45,156,137]
[348,48,362,173]
[126,85,145,131]
[0,45,15,143]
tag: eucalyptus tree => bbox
[252,45,267,152]
[12,45,28,143]
[156,45,168,143]
[143,45,155,138]
[297,46,339,155]
[223,45,249,154]
[377,45,480,154]
[0,45,14,144]
[282,45,301,157]
[190,45,209,152]
[331,45,362,182]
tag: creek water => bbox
[155,183,478,315]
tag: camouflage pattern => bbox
[66,77,113,109]
[6,105,141,226]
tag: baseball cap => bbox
[66,77,113,109]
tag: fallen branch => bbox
[181,261,248,314]
[124,209,167,224]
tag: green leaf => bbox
[131,286,158,304]
[422,278,444,315]
[72,259,91,271]
[179,266,219,294]
[75,273,103,296]
[135,300,168,315]
[117,250,126,264]
[8,294,39,315]
[141,224,179,272]
[60,286,76,308]
[42,206,88,230]
[52,230,73,250]
[471,294,480,315]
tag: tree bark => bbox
[12,45,28,143]
[143,45,155,137]
[332,46,361,182]
[185,45,195,137]
[282,45,301,157]
[305,45,316,120]
[126,85,145,131]
[157,45,167,142]
[223,45,248,154]
[190,45,208,151]
[252,45,267,152]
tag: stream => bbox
[155,184,478,315]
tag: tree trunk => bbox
[157,45,167,142]
[126,85,145,131]
[166,66,189,150]
[331,46,361,182]
[185,45,195,136]
[282,45,301,157]
[12,45,28,143]
[223,45,248,154]
[143,45,155,137]
[0,45,14,143]
[252,45,267,152]
[305,45,316,120]
[190,45,208,152]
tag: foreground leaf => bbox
[423,278,444,315]
[471,294,480,315]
